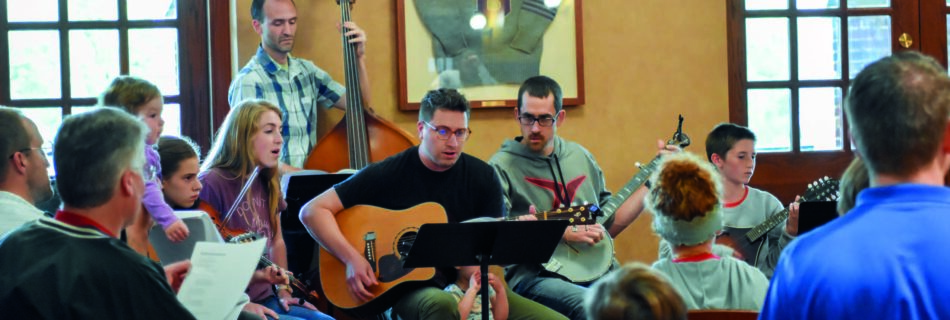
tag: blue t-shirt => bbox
[760,184,950,319]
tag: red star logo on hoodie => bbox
[524,175,587,209]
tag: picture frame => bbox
[396,0,585,110]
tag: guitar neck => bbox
[745,208,789,242]
[339,0,369,169]
[598,155,662,222]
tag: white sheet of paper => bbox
[176,238,267,320]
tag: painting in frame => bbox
[397,0,585,110]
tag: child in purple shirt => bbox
[101,76,189,249]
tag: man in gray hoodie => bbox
[488,76,670,320]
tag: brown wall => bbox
[233,0,728,264]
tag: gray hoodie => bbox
[488,136,612,218]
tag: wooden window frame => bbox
[725,0,941,203]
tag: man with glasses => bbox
[300,88,566,319]
[0,106,52,236]
[488,76,659,320]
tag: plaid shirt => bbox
[228,46,345,168]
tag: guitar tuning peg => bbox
[635,162,642,168]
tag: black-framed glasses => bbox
[8,147,43,160]
[423,122,471,141]
[518,115,556,127]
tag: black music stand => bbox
[280,172,353,277]
[403,219,568,320]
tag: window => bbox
[1,0,211,174]
[727,0,946,202]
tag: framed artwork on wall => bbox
[397,0,585,110]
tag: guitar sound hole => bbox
[396,230,416,259]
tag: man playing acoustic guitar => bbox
[488,76,681,320]
[300,89,565,320]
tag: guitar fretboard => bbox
[598,156,661,223]
[745,208,788,242]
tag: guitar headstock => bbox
[666,114,691,148]
[802,176,840,202]
[536,203,601,226]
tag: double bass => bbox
[304,0,418,172]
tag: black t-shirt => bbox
[335,146,506,222]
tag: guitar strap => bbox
[546,154,572,207]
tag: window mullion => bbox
[1,1,10,104]
[59,0,72,115]
[789,11,801,153]
[119,0,129,75]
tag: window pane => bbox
[129,28,180,95]
[799,87,843,151]
[163,103,181,137]
[10,31,61,99]
[848,16,891,78]
[747,18,790,81]
[746,0,788,10]
[68,0,118,21]
[798,17,841,80]
[797,0,840,9]
[848,0,889,8]
[19,107,62,177]
[748,89,792,152]
[7,0,58,22]
[70,30,120,98]
[128,0,177,20]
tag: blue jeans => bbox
[511,276,588,320]
[260,296,334,320]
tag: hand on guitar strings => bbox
[564,223,606,246]
[346,257,378,302]
[785,195,801,236]
[337,21,367,58]
[656,139,683,157]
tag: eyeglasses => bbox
[8,147,43,160]
[423,122,471,141]
[518,115,556,127]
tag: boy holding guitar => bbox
[658,123,800,279]
[488,76,681,320]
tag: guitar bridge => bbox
[364,232,377,273]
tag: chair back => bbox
[688,309,759,320]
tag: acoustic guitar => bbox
[320,202,600,316]
[716,177,839,265]
[541,115,692,283]
[318,202,447,316]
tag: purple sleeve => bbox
[143,179,179,229]
[143,146,179,229]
